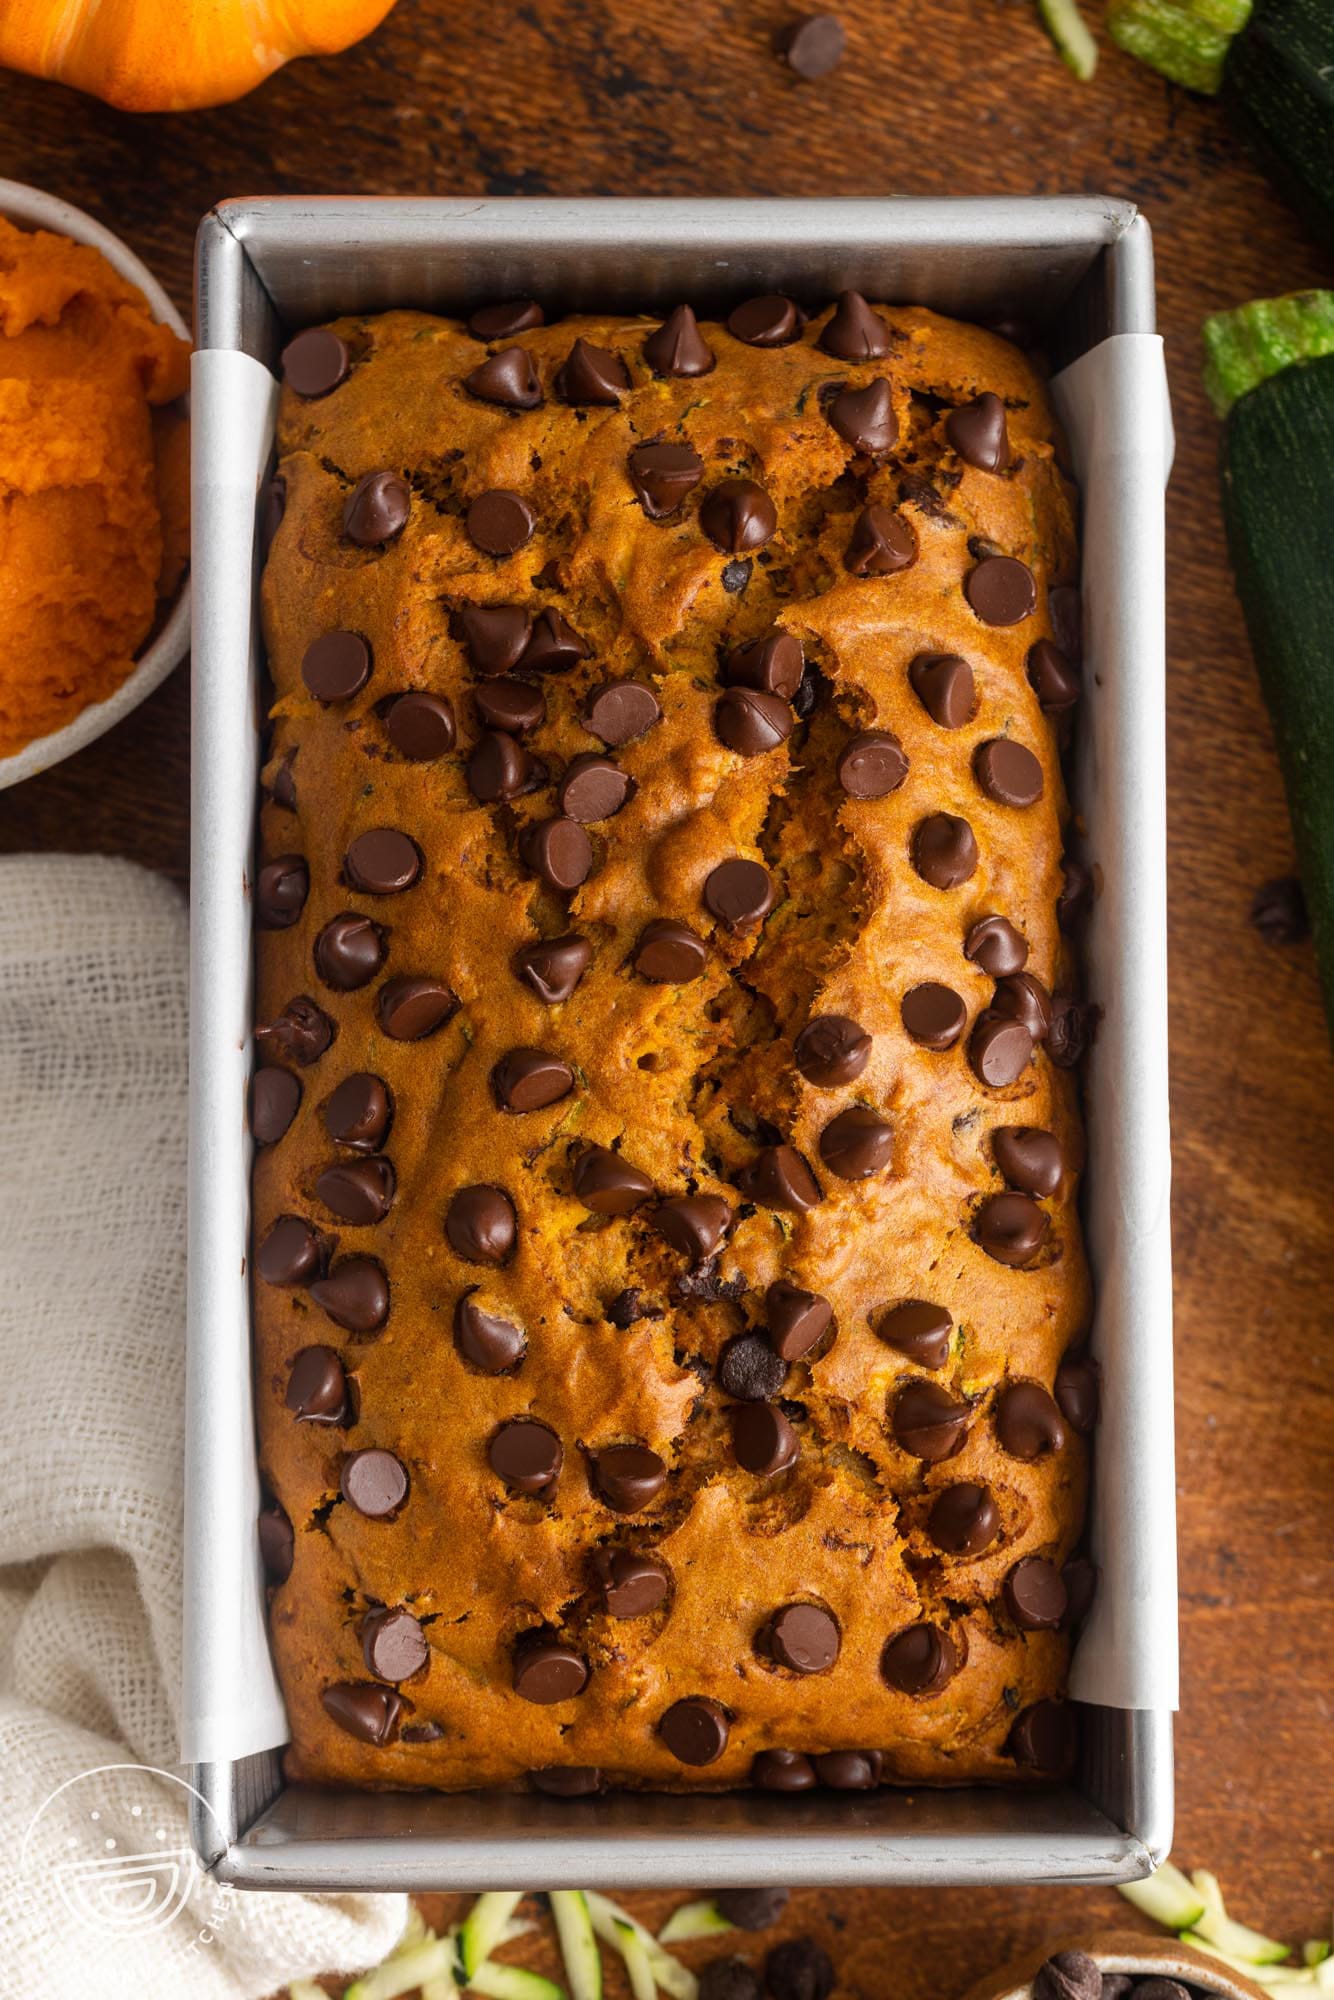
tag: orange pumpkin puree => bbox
[0,215,190,757]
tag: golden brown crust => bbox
[255,298,1089,1791]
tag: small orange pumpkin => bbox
[0,0,400,112]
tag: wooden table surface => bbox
[2,1,1331,1987]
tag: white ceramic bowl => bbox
[0,178,191,791]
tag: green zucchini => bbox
[1203,292,1334,1034]
[550,1891,603,2000]
[1036,0,1099,79]
[468,1965,565,2000]
[613,1920,661,2000]
[344,1936,459,2000]
[1107,0,1334,250]
[657,1901,736,1945]
[1118,1860,1207,1931]
[460,1894,528,1980]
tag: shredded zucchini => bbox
[1037,0,1099,78]
[1106,0,1251,93]
[1203,290,1334,416]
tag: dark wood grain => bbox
[2,0,1331,1976]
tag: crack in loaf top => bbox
[252,291,1095,1793]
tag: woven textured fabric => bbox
[0,855,406,1996]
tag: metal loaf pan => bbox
[188,196,1173,1891]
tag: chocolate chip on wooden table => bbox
[459,603,532,675]
[908,650,975,728]
[385,690,456,760]
[343,471,410,547]
[996,1380,1066,1458]
[555,337,631,405]
[718,1332,787,1402]
[1027,638,1080,713]
[255,995,334,1066]
[752,1748,816,1791]
[629,441,704,517]
[876,1299,952,1369]
[256,1213,325,1287]
[1006,1697,1077,1773]
[964,914,1028,977]
[489,1418,562,1492]
[324,1072,391,1150]
[258,1499,294,1582]
[362,1606,429,1682]
[818,1106,893,1179]
[1005,1556,1068,1630]
[975,1190,1049,1265]
[467,729,537,802]
[251,1067,301,1146]
[584,678,661,744]
[715,1888,790,1931]
[794,1013,871,1085]
[321,1683,403,1744]
[837,729,907,798]
[929,1480,999,1554]
[901,981,967,1050]
[812,1751,881,1791]
[379,974,458,1042]
[285,1344,350,1424]
[559,752,633,821]
[820,290,893,360]
[716,686,793,757]
[446,1184,517,1263]
[726,628,804,699]
[892,1379,971,1459]
[968,1013,1034,1088]
[256,855,307,930]
[946,391,1010,472]
[466,488,536,556]
[765,1603,840,1673]
[704,857,774,933]
[474,677,545,735]
[845,506,916,576]
[765,1937,836,2000]
[315,1156,395,1225]
[469,299,544,341]
[595,1547,670,1617]
[732,1402,798,1476]
[302,629,371,703]
[880,1621,960,1694]
[913,812,978,889]
[966,554,1037,625]
[1250,874,1309,944]
[344,828,422,894]
[828,378,896,454]
[464,345,542,408]
[520,816,594,891]
[634,918,707,982]
[700,478,778,554]
[653,1194,732,1262]
[644,303,716,377]
[728,295,804,346]
[341,1447,409,1518]
[310,1257,389,1334]
[738,1144,822,1213]
[994,1125,1063,1197]
[281,326,349,397]
[454,1294,525,1373]
[513,1635,589,1703]
[572,1144,654,1214]
[777,11,846,77]
[514,933,593,1002]
[521,607,589,672]
[659,1695,730,1764]
[594,1443,667,1512]
[765,1280,833,1360]
[975,736,1045,807]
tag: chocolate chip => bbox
[880,1621,960,1695]
[765,1281,833,1360]
[594,1547,670,1617]
[316,1156,395,1224]
[474,677,544,736]
[1027,638,1080,714]
[513,1636,589,1704]
[555,337,631,405]
[467,729,537,802]
[738,1144,822,1213]
[1049,585,1083,659]
[489,1418,562,1492]
[876,1299,952,1369]
[324,1072,390,1150]
[466,488,536,557]
[829,378,897,455]
[1048,992,1092,1068]
[892,1380,971,1460]
[281,326,349,398]
[606,1287,652,1328]
[968,1013,1034,1088]
[492,1047,575,1112]
[514,933,593,1003]
[766,1603,840,1673]
[793,1013,871,1086]
[908,651,975,729]
[1006,1698,1077,1773]
[718,1333,787,1402]
[362,1606,429,1682]
[967,555,1037,625]
[976,1191,1049,1265]
[704,857,774,933]
[573,1144,654,1214]
[521,608,589,673]
[818,1106,893,1180]
[529,1765,603,1797]
[964,914,1028,978]
[268,748,297,812]
[1063,1556,1098,1627]
[378,975,458,1041]
[701,479,778,554]
[726,629,804,699]
[584,679,662,745]
[975,738,1045,808]
[659,1695,730,1764]
[901,981,967,1050]
[469,299,544,341]
[343,471,410,548]
[310,1257,389,1334]
[946,392,1010,472]
[446,1185,517,1263]
[752,1748,817,1791]
[302,630,371,703]
[634,918,707,983]
[258,1499,293,1582]
[520,816,594,892]
[257,1214,325,1287]
[994,1126,1062,1198]
[1251,875,1309,944]
[459,603,532,675]
[644,303,716,378]
[341,1447,408,1518]
[820,291,892,360]
[629,441,705,518]
[321,1682,403,1744]
[1055,1348,1100,1432]
[929,1480,999,1554]
[728,295,803,346]
[765,1938,835,2000]
[465,345,543,409]
[256,855,308,931]
[996,1380,1066,1458]
[386,691,456,760]
[811,1752,879,1791]
[559,752,633,822]
[400,1719,442,1743]
[251,1067,301,1147]
[732,1402,798,1476]
[716,686,793,757]
[653,1194,732,1262]
[1131,1980,1190,2000]
[715,1888,790,1932]
[345,828,422,895]
[255,995,335,1066]
[594,1443,667,1513]
[721,560,753,593]
[845,506,917,576]
[777,10,846,76]
[1005,1557,1068,1630]
[839,730,909,801]
[285,1344,350,1424]
[912,813,978,890]
[991,972,1052,1043]
[260,473,286,556]
[454,1293,525,1372]
[1034,1952,1101,2000]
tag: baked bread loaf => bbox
[253,290,1094,1794]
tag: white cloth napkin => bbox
[0,854,407,1998]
